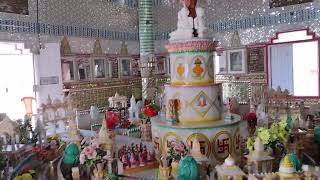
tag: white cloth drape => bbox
[269,44,293,93]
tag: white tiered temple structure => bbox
[151,0,241,165]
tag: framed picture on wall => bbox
[119,58,132,77]
[227,49,246,74]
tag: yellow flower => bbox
[257,128,271,145]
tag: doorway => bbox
[0,42,35,120]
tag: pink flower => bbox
[173,140,185,152]
[83,147,97,159]
[80,153,85,164]
[91,139,100,149]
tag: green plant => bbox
[246,119,290,152]
[17,117,38,145]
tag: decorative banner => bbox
[0,0,28,15]
[270,0,313,8]
[186,133,211,157]
[213,131,232,162]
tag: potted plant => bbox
[246,119,290,157]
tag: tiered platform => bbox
[152,114,241,164]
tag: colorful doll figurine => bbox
[130,151,137,168]
[139,152,145,166]
[122,153,128,168]
[143,146,148,160]
[224,98,233,120]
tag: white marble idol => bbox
[169,6,194,40]
[194,7,209,38]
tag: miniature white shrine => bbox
[108,92,128,108]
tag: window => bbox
[62,60,74,81]
[268,30,319,97]
[120,59,131,77]
[78,60,91,80]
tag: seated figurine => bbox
[194,7,209,38]
[170,6,194,40]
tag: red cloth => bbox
[105,111,120,129]
[182,0,197,18]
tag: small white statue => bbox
[257,102,268,127]
[128,95,139,121]
[90,105,100,122]
[108,97,114,108]
[169,6,194,40]
[194,7,209,38]
[191,136,204,158]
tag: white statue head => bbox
[181,6,189,16]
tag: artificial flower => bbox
[105,111,120,129]
[246,137,254,152]
[83,147,97,159]
[91,139,100,149]
[244,112,257,122]
[143,105,158,117]
[173,140,185,153]
[120,119,131,128]
[257,127,271,145]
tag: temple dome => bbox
[279,153,301,175]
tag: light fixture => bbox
[21,96,35,117]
